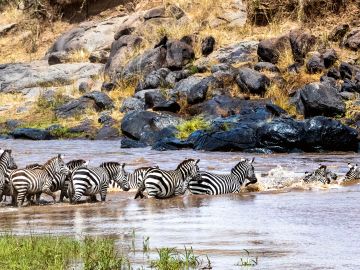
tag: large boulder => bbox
[47,13,142,54]
[328,23,350,42]
[257,35,290,64]
[235,67,270,95]
[83,91,114,110]
[306,53,324,74]
[55,97,98,118]
[289,29,316,64]
[165,40,195,70]
[170,75,203,98]
[322,49,338,68]
[10,128,53,140]
[136,68,170,91]
[152,137,192,151]
[121,137,147,148]
[201,36,216,56]
[344,28,360,51]
[120,97,145,113]
[0,61,104,93]
[95,126,120,140]
[292,82,345,118]
[187,76,223,105]
[120,110,181,144]
[302,116,358,151]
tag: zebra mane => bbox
[26,163,43,169]
[43,156,60,167]
[134,166,158,172]
[176,159,196,170]
[67,159,86,166]
[0,149,11,159]
[100,162,120,167]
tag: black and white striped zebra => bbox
[11,154,70,206]
[303,165,333,184]
[0,149,18,201]
[188,158,257,195]
[70,162,130,203]
[110,165,159,190]
[344,163,360,182]
[135,159,200,199]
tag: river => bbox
[0,140,359,269]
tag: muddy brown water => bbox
[0,140,360,269]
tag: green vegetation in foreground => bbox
[176,116,210,140]
[0,234,127,270]
[235,249,258,267]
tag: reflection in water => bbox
[0,140,359,269]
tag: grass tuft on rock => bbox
[176,116,210,139]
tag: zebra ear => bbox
[58,154,65,159]
[240,157,246,162]
[121,163,126,169]
[84,160,90,166]
[251,157,255,163]
[195,159,200,164]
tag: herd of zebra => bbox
[0,148,359,207]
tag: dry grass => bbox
[67,49,91,63]
[265,84,297,116]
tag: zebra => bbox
[303,165,334,184]
[135,158,200,199]
[0,149,18,201]
[10,154,70,206]
[188,158,257,195]
[344,163,360,182]
[69,162,130,203]
[110,165,159,190]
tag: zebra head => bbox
[44,154,70,176]
[0,149,18,170]
[177,158,200,182]
[100,162,130,191]
[344,163,360,182]
[232,157,257,186]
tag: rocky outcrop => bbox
[257,35,290,64]
[344,28,360,51]
[10,128,53,140]
[289,29,316,64]
[235,68,270,95]
[328,23,350,42]
[0,61,103,93]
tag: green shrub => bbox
[176,116,210,139]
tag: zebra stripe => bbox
[11,154,70,206]
[135,159,200,199]
[0,149,18,201]
[188,158,257,195]
[110,166,159,190]
[70,162,129,203]
[303,165,332,184]
[344,163,360,182]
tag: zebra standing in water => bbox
[0,149,18,201]
[188,158,257,195]
[344,163,360,182]
[135,159,200,199]
[110,165,159,190]
[70,162,130,203]
[11,154,70,206]
[303,165,336,184]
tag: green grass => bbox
[0,234,128,270]
[176,116,210,139]
[235,249,258,268]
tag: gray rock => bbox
[323,49,338,68]
[95,126,120,140]
[168,4,186,20]
[201,36,215,56]
[254,62,280,73]
[48,51,70,65]
[10,128,53,140]
[89,49,110,64]
[5,120,22,130]
[144,91,166,109]
[340,91,355,100]
[114,25,136,40]
[289,29,316,64]
[187,76,223,105]
[165,40,195,70]
[136,68,170,91]
[293,82,345,118]
[257,35,290,64]
[153,100,181,113]
[98,112,115,125]
[170,76,203,98]
[68,119,95,134]
[0,61,103,93]
[120,97,145,113]
[344,28,360,51]
[121,137,147,148]
[235,68,270,95]
[165,70,191,85]
[55,97,97,118]
[329,23,350,42]
[134,89,162,100]
[306,53,324,74]
[83,91,114,110]
[144,7,166,20]
[210,41,258,64]
[339,62,353,80]
[327,67,341,80]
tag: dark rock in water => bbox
[329,23,350,42]
[121,137,147,148]
[120,110,181,144]
[165,40,195,70]
[187,76,222,105]
[55,97,97,118]
[289,29,316,64]
[235,67,270,95]
[120,97,145,113]
[256,118,304,150]
[136,68,170,91]
[201,36,215,56]
[257,35,290,64]
[122,46,167,77]
[293,82,345,118]
[327,67,341,80]
[10,128,53,140]
[254,62,280,73]
[83,91,114,110]
[344,28,360,51]
[144,91,166,109]
[339,62,353,80]
[153,100,181,113]
[323,49,338,68]
[192,125,257,151]
[144,7,166,20]
[306,53,324,74]
[152,137,192,151]
[95,126,120,140]
[302,116,358,151]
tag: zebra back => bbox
[303,165,329,184]
[26,163,43,170]
[344,163,360,182]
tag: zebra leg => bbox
[17,191,27,207]
[100,186,107,202]
[90,195,98,202]
[59,189,67,202]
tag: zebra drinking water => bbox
[135,159,200,199]
[188,158,257,195]
[69,162,130,203]
[11,154,70,206]
[344,163,360,182]
[0,149,18,201]
[302,165,336,184]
